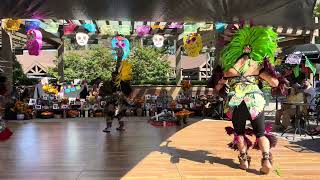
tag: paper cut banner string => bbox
[215,22,227,33]
[136,25,150,37]
[168,22,183,29]
[64,22,78,35]
[83,23,96,33]
[25,19,41,31]
[40,21,59,34]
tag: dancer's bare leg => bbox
[237,135,249,169]
[259,136,272,174]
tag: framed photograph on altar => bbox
[53,104,59,110]
[61,105,69,109]
[69,98,76,105]
[43,96,48,100]
[28,99,36,106]
[145,103,151,109]
[176,104,183,109]
[151,95,157,100]
[145,94,151,100]
[49,94,55,100]
[35,105,42,110]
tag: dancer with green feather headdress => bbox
[209,24,286,174]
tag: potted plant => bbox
[15,101,26,120]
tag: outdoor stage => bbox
[1,118,320,179]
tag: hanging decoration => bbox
[136,25,151,37]
[64,21,78,35]
[215,22,227,33]
[26,29,43,56]
[40,21,59,34]
[76,32,89,46]
[168,22,183,29]
[305,56,316,75]
[2,18,22,32]
[25,19,41,31]
[285,52,302,64]
[111,36,130,60]
[118,25,132,35]
[293,64,300,78]
[151,25,165,30]
[183,33,203,57]
[100,24,114,35]
[153,34,165,48]
[301,64,311,74]
[116,61,132,87]
[83,23,96,33]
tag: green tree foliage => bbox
[12,55,36,85]
[128,46,173,84]
[48,46,115,83]
[315,3,320,17]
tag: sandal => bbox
[260,152,273,174]
[238,152,251,170]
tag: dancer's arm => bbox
[259,72,279,87]
[214,79,227,91]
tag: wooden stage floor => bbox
[1,118,320,180]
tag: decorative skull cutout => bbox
[183,33,203,57]
[27,29,43,56]
[76,32,89,46]
[111,36,130,60]
[153,34,164,48]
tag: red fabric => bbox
[63,22,78,35]
[0,128,13,141]
[301,64,311,74]
[148,120,177,127]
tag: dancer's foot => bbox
[238,152,251,170]
[102,127,111,133]
[260,152,273,174]
[116,127,125,131]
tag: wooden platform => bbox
[1,118,320,180]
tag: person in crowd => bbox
[33,79,44,99]
[303,80,316,109]
[79,80,89,99]
[275,84,305,129]
[93,78,102,93]
[303,80,320,136]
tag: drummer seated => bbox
[275,84,305,129]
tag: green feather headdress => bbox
[221,26,277,71]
